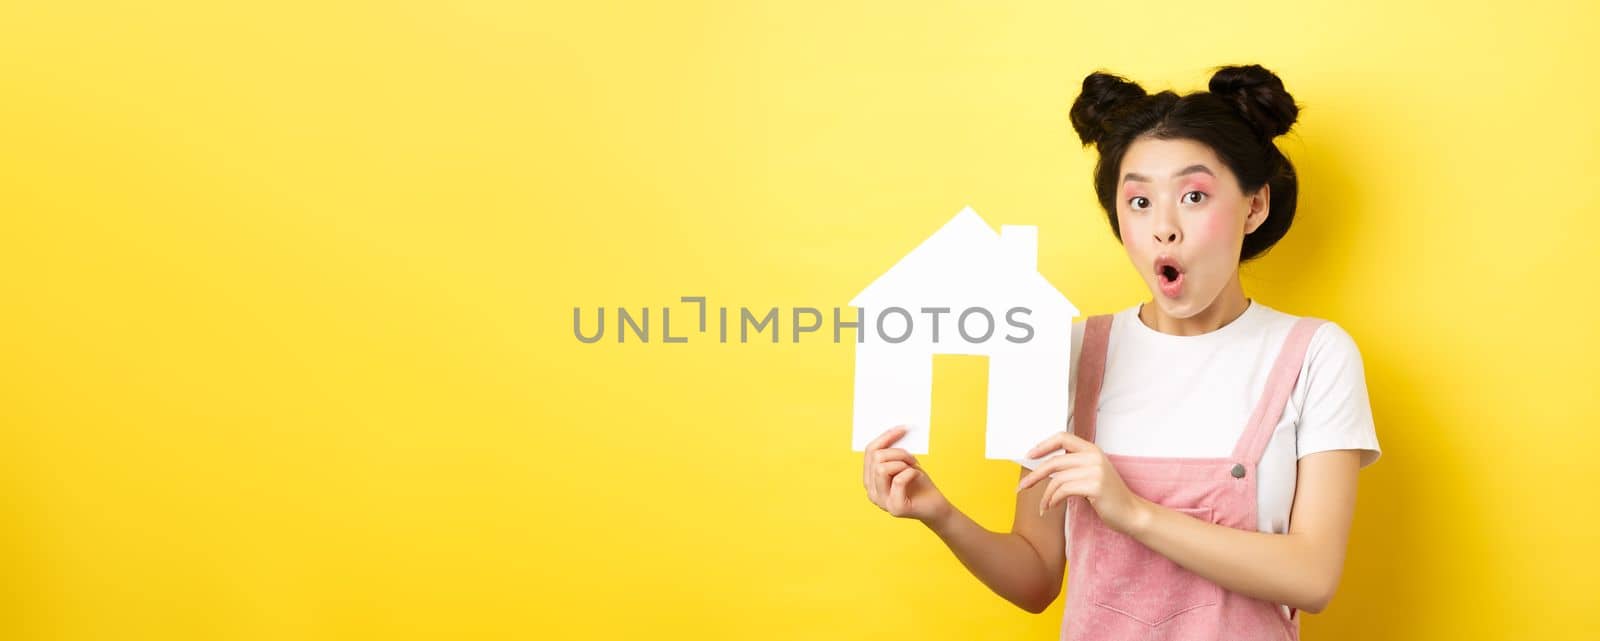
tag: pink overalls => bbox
[1060,314,1325,641]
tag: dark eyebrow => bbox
[1122,164,1214,184]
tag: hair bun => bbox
[1069,71,1148,146]
[1207,64,1299,140]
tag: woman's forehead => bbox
[1120,137,1228,179]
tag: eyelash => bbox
[1128,191,1206,210]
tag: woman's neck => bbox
[1137,271,1251,336]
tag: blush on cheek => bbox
[1182,210,1244,269]
[1198,209,1236,240]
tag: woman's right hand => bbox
[862,425,952,525]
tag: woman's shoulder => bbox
[1255,303,1365,361]
[1267,306,1382,468]
[1248,306,1370,404]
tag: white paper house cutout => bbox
[849,206,1079,466]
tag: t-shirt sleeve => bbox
[1295,322,1382,468]
[1012,319,1087,471]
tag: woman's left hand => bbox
[1016,431,1149,534]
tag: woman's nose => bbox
[1152,216,1182,244]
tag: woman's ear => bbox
[1244,183,1270,234]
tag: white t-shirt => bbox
[1015,300,1382,538]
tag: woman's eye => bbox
[1128,196,1149,209]
[1183,191,1206,205]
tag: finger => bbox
[1017,452,1069,492]
[866,450,890,499]
[865,425,910,452]
[863,445,884,491]
[865,448,913,494]
[1037,468,1091,513]
[875,461,910,507]
[1042,478,1089,516]
[1055,430,1098,454]
[889,468,917,514]
[1026,430,1099,460]
[1017,452,1096,492]
[873,457,902,500]
[876,448,923,470]
[1024,432,1064,459]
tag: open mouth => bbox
[1153,256,1185,297]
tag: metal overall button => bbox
[1230,463,1246,479]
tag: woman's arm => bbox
[920,466,1068,614]
[1123,449,1363,613]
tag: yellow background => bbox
[2,1,1597,639]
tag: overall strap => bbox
[1071,314,1114,442]
[1230,317,1328,464]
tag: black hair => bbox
[1068,64,1302,261]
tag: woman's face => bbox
[1114,136,1269,320]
